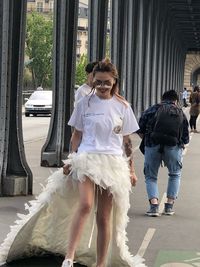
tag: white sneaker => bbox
[61,259,73,267]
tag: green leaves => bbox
[75,54,88,86]
[25,12,53,88]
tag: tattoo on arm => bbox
[124,137,133,158]
[124,137,135,171]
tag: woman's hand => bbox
[130,171,138,187]
[63,164,71,175]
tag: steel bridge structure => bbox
[1,0,200,195]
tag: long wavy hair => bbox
[89,58,129,106]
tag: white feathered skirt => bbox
[0,152,146,267]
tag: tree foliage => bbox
[25,12,53,88]
[75,54,88,86]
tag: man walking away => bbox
[138,90,189,217]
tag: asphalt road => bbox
[22,115,51,143]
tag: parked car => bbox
[24,90,52,117]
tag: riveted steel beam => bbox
[41,0,78,167]
[0,0,32,196]
[110,0,128,94]
[133,0,150,118]
[88,0,109,61]
[124,0,136,105]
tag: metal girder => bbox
[167,0,200,51]
[88,0,109,61]
[0,0,32,196]
[41,0,79,167]
[110,0,128,94]
[125,0,138,106]
[0,0,198,198]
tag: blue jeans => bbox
[144,145,183,201]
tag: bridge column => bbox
[162,21,170,92]
[0,0,32,196]
[110,0,128,94]
[169,40,176,90]
[88,0,108,61]
[125,0,138,104]
[150,0,160,104]
[157,21,165,101]
[142,0,154,109]
[41,0,79,167]
[133,0,149,118]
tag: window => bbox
[77,47,81,55]
[37,2,43,12]
[49,1,54,12]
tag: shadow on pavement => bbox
[1,255,86,267]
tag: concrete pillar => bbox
[0,0,32,196]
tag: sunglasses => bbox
[94,79,113,88]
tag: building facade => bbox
[27,0,88,57]
[27,0,54,13]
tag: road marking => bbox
[159,192,167,214]
[185,256,200,262]
[155,250,200,267]
[24,136,47,144]
[137,228,156,257]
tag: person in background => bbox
[182,87,188,107]
[74,61,98,106]
[189,85,200,133]
[138,90,189,217]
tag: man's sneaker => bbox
[163,203,175,215]
[146,204,159,217]
[61,259,73,267]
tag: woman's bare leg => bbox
[66,177,94,260]
[96,188,113,267]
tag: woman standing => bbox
[0,59,146,267]
[62,59,145,267]
[189,86,200,133]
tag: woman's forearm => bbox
[70,129,82,153]
[123,135,135,172]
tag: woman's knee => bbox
[96,212,111,229]
[79,201,93,215]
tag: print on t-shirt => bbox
[113,116,123,134]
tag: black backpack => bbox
[150,103,183,146]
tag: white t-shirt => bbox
[74,83,92,107]
[68,94,139,155]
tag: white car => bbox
[24,90,52,117]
